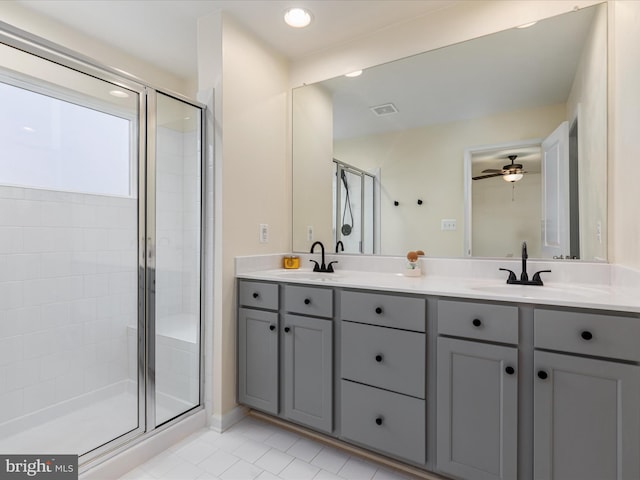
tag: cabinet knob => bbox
[375,354,383,363]
[505,366,515,375]
[269,325,276,331]
[580,330,593,341]
[537,370,548,380]
[284,327,291,333]
[375,307,383,315]
[375,416,383,426]
[304,298,311,305]
[252,292,259,299]
[472,318,482,327]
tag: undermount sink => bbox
[271,270,342,282]
[470,284,606,299]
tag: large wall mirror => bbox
[292,3,607,261]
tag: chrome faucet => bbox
[499,241,551,286]
[310,241,338,272]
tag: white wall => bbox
[197,13,290,422]
[567,2,608,261]
[610,0,640,269]
[335,103,565,256]
[473,174,543,258]
[292,84,334,252]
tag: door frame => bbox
[463,138,542,257]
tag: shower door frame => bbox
[0,21,207,470]
[333,159,378,254]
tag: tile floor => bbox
[118,415,416,480]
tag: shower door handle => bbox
[147,236,154,260]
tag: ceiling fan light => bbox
[503,172,524,182]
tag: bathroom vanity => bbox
[236,264,640,480]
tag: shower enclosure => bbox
[0,25,204,467]
[333,159,376,254]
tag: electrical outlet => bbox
[596,221,602,244]
[441,219,457,231]
[307,225,314,242]
[259,224,269,243]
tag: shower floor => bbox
[0,383,183,456]
[0,386,138,456]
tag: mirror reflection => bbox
[292,3,607,261]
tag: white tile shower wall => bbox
[154,126,201,407]
[0,185,137,424]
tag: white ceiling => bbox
[13,0,457,81]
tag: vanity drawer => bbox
[341,290,426,332]
[238,280,279,310]
[341,321,425,398]
[284,285,333,318]
[341,380,426,464]
[438,299,518,344]
[535,309,640,362]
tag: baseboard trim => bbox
[209,404,249,433]
[249,410,448,480]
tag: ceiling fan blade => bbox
[472,173,504,180]
[480,168,502,174]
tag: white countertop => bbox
[237,268,640,314]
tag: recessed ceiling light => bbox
[345,70,363,78]
[517,21,537,29]
[22,126,35,132]
[284,8,312,28]
[109,89,130,98]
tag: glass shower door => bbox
[151,92,202,426]
[0,42,143,456]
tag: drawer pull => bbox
[284,327,291,333]
[304,298,311,305]
[252,292,259,299]
[269,325,276,331]
[580,330,593,341]
[375,307,383,315]
[537,370,548,380]
[505,366,515,375]
[375,354,383,363]
[375,416,384,426]
[472,318,482,327]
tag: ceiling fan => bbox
[472,155,527,182]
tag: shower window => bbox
[0,63,135,197]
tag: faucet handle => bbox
[531,270,551,285]
[310,260,320,272]
[327,261,338,272]
[499,268,517,284]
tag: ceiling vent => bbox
[370,103,398,116]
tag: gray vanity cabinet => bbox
[237,280,280,414]
[282,313,333,433]
[437,337,518,480]
[533,308,640,480]
[340,290,427,465]
[436,299,519,480]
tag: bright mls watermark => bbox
[0,455,77,480]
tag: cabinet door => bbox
[437,337,518,480]
[283,314,333,433]
[534,350,640,480]
[238,308,279,414]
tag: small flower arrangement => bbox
[405,250,425,276]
